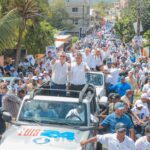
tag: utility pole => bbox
[136,0,143,56]
[137,0,141,36]
[82,4,85,36]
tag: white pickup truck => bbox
[0,84,100,150]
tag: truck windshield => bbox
[18,100,87,126]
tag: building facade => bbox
[65,0,90,37]
[120,0,128,8]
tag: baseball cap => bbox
[43,71,48,74]
[145,125,150,136]
[38,76,43,80]
[19,72,23,76]
[112,93,120,99]
[136,100,144,108]
[114,102,124,110]
[108,93,116,100]
[10,67,15,71]
[39,73,44,76]
[32,76,38,81]
[141,93,149,100]
[120,76,125,80]
[115,122,126,132]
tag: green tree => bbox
[92,2,113,17]
[9,0,39,67]
[114,16,134,42]
[143,29,150,45]
[72,36,78,44]
[24,20,55,55]
[0,9,20,54]
[127,0,150,32]
[117,0,150,41]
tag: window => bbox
[19,100,87,126]
[73,18,78,25]
[72,8,78,12]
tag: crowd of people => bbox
[0,23,150,149]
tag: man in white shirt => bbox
[65,105,85,122]
[80,122,135,150]
[109,62,120,85]
[83,47,93,69]
[135,125,150,150]
[101,46,110,61]
[69,52,90,97]
[142,78,150,93]
[132,100,149,122]
[135,93,150,110]
[92,49,104,71]
[131,100,149,138]
[51,52,70,96]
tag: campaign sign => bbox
[17,128,75,144]
[33,137,50,144]
[46,46,57,58]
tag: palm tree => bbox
[10,0,39,67]
[0,0,39,67]
[0,9,20,54]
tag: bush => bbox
[72,36,78,44]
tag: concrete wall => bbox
[65,0,90,34]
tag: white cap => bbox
[32,76,38,81]
[23,77,28,82]
[38,76,42,80]
[43,71,48,74]
[136,100,144,107]
[39,73,44,76]
[10,67,15,70]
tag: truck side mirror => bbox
[90,114,99,127]
[2,112,12,123]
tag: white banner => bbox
[26,55,35,66]
[46,46,57,58]
[133,22,143,33]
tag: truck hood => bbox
[0,125,90,150]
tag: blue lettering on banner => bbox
[33,137,50,144]
[40,130,75,141]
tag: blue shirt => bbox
[108,82,131,96]
[101,112,133,135]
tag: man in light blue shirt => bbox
[98,102,135,140]
[108,76,131,96]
